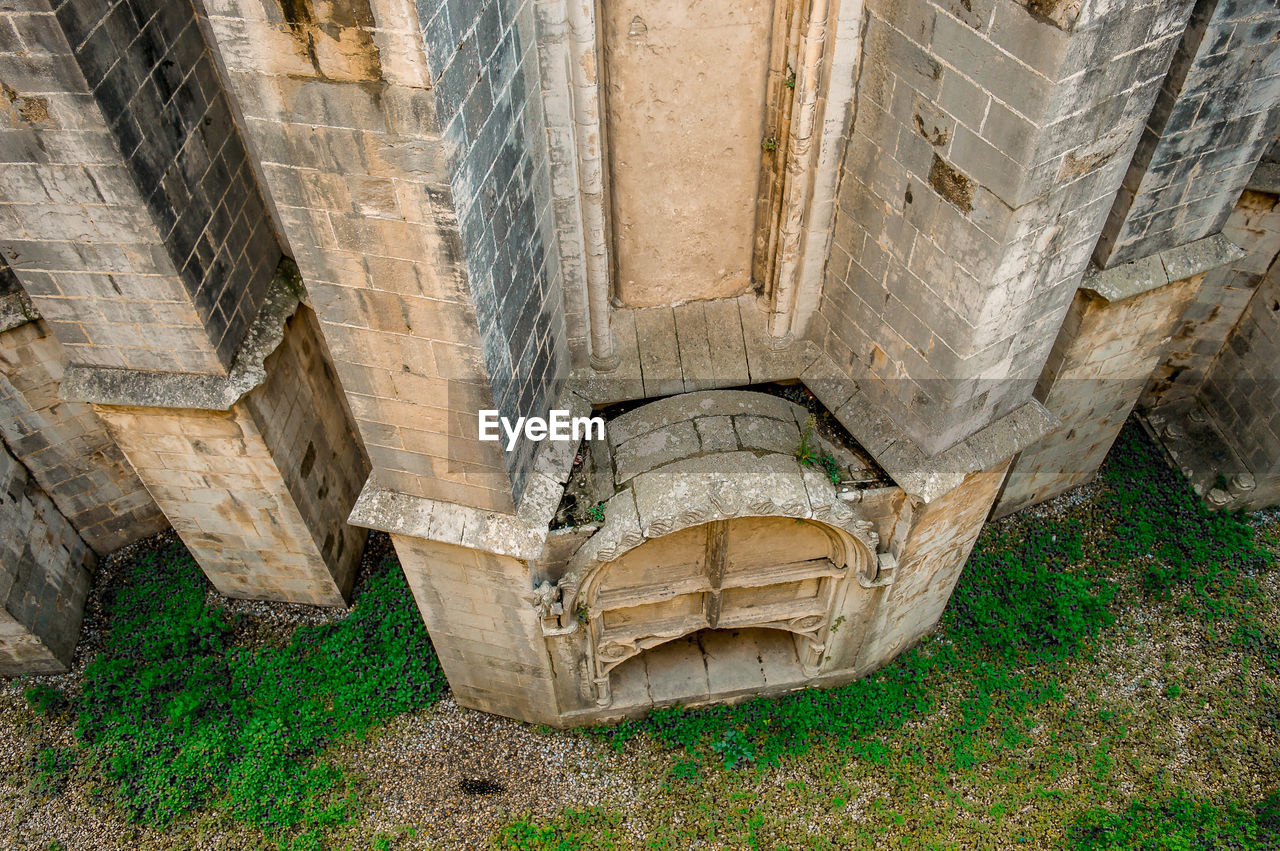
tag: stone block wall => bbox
[0,0,279,374]
[1144,188,1280,408]
[197,0,564,512]
[1198,268,1280,506]
[0,315,166,554]
[817,0,1195,454]
[418,0,566,498]
[995,262,1202,517]
[0,437,94,675]
[391,535,561,724]
[90,305,367,606]
[53,0,281,367]
[853,462,1011,675]
[1097,0,1280,266]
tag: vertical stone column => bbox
[817,0,1196,454]
[994,236,1240,517]
[0,278,167,555]
[74,299,370,606]
[1095,0,1280,267]
[0,0,279,373]
[391,535,561,724]
[1196,267,1280,508]
[0,438,95,675]
[196,0,567,512]
[1144,180,1280,409]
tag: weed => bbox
[71,542,445,842]
[23,683,68,715]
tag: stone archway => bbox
[579,515,871,707]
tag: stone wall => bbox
[90,304,367,606]
[1096,0,1280,266]
[417,0,566,499]
[1144,188,1280,408]
[994,241,1222,517]
[0,0,278,374]
[197,0,563,512]
[1198,267,1280,507]
[0,437,94,675]
[0,315,166,554]
[391,534,561,724]
[818,0,1195,454]
[53,0,281,366]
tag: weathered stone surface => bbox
[0,439,94,675]
[0,318,166,555]
[94,308,368,606]
[1097,0,1280,267]
[822,0,1196,454]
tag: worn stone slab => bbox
[703,297,751,387]
[694,415,738,453]
[610,389,801,446]
[733,414,801,455]
[1082,234,1246,303]
[674,301,717,392]
[635,307,685,398]
[614,421,701,483]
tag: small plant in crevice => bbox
[796,415,842,485]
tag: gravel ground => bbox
[0,530,644,850]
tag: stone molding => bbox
[347,387,591,560]
[59,268,305,412]
[1080,234,1246,304]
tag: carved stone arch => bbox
[573,514,876,707]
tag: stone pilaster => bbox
[196,0,566,512]
[62,280,369,607]
[0,0,280,374]
[1095,0,1280,267]
[819,0,1196,454]
[0,437,94,675]
[995,235,1239,517]
[0,268,166,555]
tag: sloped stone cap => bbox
[800,355,1058,504]
[0,287,38,335]
[347,388,591,560]
[59,268,304,411]
[1081,233,1245,304]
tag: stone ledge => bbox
[1081,234,1245,304]
[0,288,38,335]
[1247,161,1280,195]
[801,354,1057,504]
[59,270,304,411]
[347,388,590,560]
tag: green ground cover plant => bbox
[503,424,1279,848]
[70,545,445,846]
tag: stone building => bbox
[0,0,1276,720]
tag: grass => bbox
[495,424,1280,848]
[6,423,1278,849]
[34,545,446,848]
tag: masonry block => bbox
[1096,0,1280,267]
[995,242,1219,517]
[0,316,167,554]
[0,438,94,675]
[91,307,368,606]
[0,0,279,374]
[197,0,566,512]
[822,0,1197,454]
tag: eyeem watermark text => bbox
[478,410,605,451]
